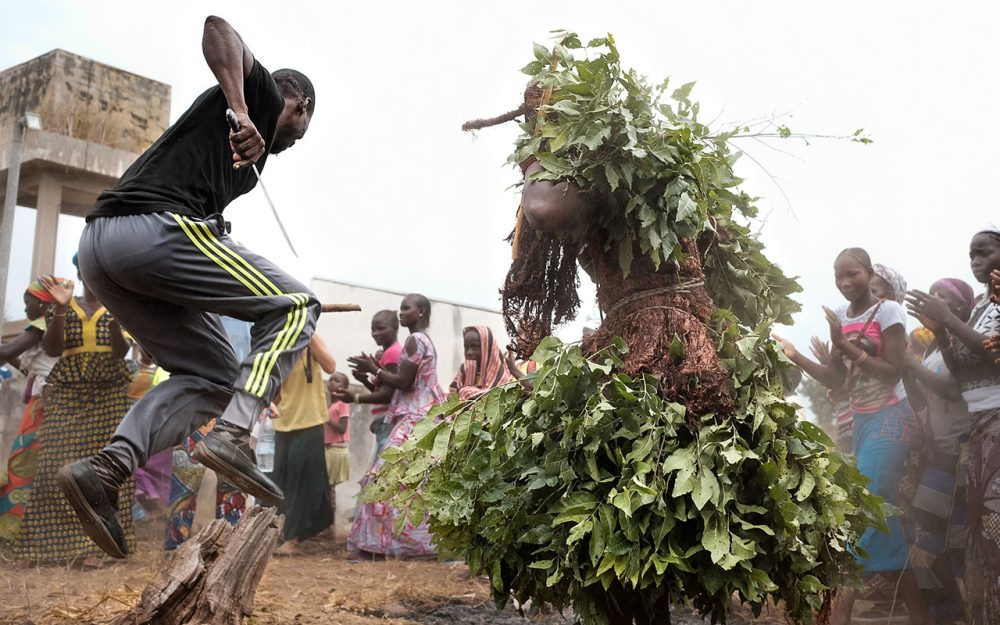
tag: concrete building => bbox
[0,49,170,334]
[0,49,169,471]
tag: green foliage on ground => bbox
[366,335,883,624]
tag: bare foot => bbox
[830,587,855,625]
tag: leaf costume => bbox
[367,34,883,624]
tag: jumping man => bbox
[58,15,319,559]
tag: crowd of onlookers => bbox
[0,265,525,565]
[1,228,998,625]
[775,227,1000,625]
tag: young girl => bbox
[907,229,1000,625]
[346,310,402,457]
[324,372,351,524]
[778,247,930,625]
[449,326,512,400]
[342,294,444,558]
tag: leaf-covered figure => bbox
[365,33,883,625]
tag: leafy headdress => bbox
[464,33,802,359]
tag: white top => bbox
[921,349,971,457]
[952,293,1000,412]
[20,318,58,397]
[835,300,907,413]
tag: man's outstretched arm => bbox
[202,15,264,167]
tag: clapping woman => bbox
[778,248,930,625]
[0,279,61,542]
[16,265,133,565]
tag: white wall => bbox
[309,277,507,386]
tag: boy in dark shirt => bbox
[57,15,319,559]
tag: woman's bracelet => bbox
[52,311,67,317]
[852,351,868,366]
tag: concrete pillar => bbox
[30,175,61,279]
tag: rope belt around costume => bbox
[605,279,704,318]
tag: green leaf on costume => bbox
[669,334,685,362]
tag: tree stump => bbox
[114,506,283,625]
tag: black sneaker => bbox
[57,459,128,559]
[193,421,284,503]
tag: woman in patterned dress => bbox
[162,318,253,550]
[342,293,444,557]
[15,271,133,564]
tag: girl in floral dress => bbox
[342,294,444,557]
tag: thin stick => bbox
[462,106,525,131]
[320,304,362,313]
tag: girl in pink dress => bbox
[343,294,444,557]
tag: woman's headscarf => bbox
[872,263,907,303]
[450,326,512,401]
[26,277,58,303]
[977,224,1000,238]
[931,277,976,311]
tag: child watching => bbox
[324,373,351,523]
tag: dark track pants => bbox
[78,211,319,473]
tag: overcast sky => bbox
[3,1,998,360]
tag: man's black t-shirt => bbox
[89,60,285,221]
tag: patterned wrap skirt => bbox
[164,428,245,551]
[15,354,134,563]
[0,397,45,541]
[967,407,1000,625]
[347,412,435,557]
[852,400,916,577]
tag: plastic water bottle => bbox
[256,415,275,472]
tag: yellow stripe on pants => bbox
[170,213,312,398]
[247,293,308,397]
[185,217,282,296]
[172,214,268,297]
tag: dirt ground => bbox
[0,521,784,625]
[0,519,572,625]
